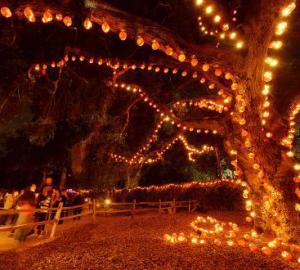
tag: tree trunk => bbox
[225,124,299,243]
[221,0,300,243]
[70,89,114,181]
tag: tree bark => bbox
[71,88,114,180]
[220,0,299,243]
[225,130,299,242]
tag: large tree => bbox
[0,0,299,242]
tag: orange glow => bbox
[1,6,12,18]
[136,36,144,46]
[24,7,35,22]
[84,18,93,30]
[152,40,160,50]
[119,30,127,41]
[63,16,72,27]
[42,9,53,23]
[102,22,110,33]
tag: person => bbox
[4,191,14,209]
[40,177,54,195]
[51,189,61,208]
[60,190,68,206]
[36,189,51,236]
[0,190,13,225]
[9,190,21,226]
[30,184,37,193]
[13,187,36,241]
[49,188,61,220]
[73,191,84,220]
[12,191,19,205]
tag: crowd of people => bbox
[0,177,88,242]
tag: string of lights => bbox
[113,178,243,193]
[164,214,300,264]
[131,119,166,159]
[0,3,234,78]
[31,52,227,134]
[178,135,214,162]
[228,76,282,225]
[109,81,222,166]
[2,3,239,97]
[235,130,279,223]
[32,52,227,92]
[194,0,244,49]
[171,97,231,114]
[31,50,226,167]
[110,133,214,165]
[224,144,255,223]
[32,52,234,127]
[111,82,222,135]
[112,168,255,224]
[0,2,241,106]
[228,82,294,234]
[110,133,180,165]
[261,1,296,136]
[281,101,300,212]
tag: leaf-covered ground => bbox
[0,213,297,270]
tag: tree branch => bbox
[6,0,242,74]
[30,47,233,96]
[112,82,226,135]
[119,97,141,139]
[89,1,242,71]
[62,47,233,94]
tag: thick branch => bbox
[55,47,233,94]
[30,47,233,98]
[89,1,242,71]
[5,0,242,74]
[113,82,226,135]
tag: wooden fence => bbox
[0,199,197,239]
[0,202,90,238]
[95,199,198,215]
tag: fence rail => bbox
[0,203,87,214]
[95,199,198,215]
[0,203,91,236]
[0,199,197,240]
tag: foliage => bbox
[112,184,244,211]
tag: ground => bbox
[0,212,298,270]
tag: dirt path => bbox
[0,213,297,270]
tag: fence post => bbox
[172,198,176,214]
[191,201,197,212]
[50,202,63,238]
[158,199,161,214]
[132,199,136,215]
[92,199,96,223]
[188,200,191,213]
